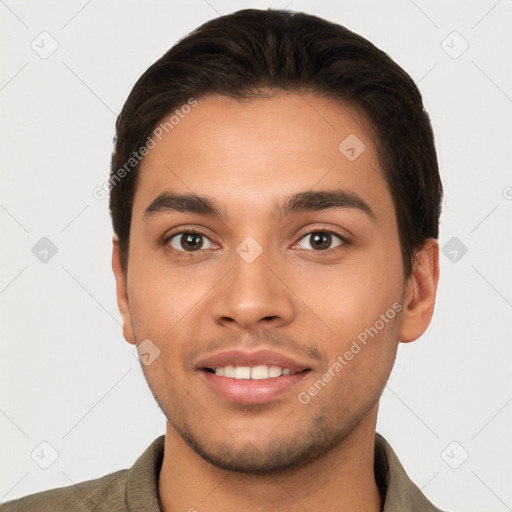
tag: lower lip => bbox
[201,370,309,405]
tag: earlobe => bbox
[112,237,136,345]
[399,238,440,344]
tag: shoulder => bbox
[0,469,129,512]
[1,435,165,512]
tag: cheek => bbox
[288,243,403,401]
[127,245,202,331]
[296,321,398,425]
[126,248,221,377]
[290,254,403,343]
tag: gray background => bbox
[1,1,511,510]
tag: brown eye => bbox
[168,232,214,252]
[296,231,344,251]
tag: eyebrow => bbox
[143,190,375,221]
[273,190,375,220]
[144,192,222,218]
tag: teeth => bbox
[250,365,268,380]
[234,366,251,379]
[223,365,235,378]
[213,365,297,379]
[268,366,282,378]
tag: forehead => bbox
[134,93,391,219]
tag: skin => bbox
[112,93,439,512]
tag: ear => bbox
[112,237,136,345]
[399,238,440,343]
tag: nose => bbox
[210,247,295,331]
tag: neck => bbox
[158,410,382,512]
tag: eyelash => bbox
[163,228,216,258]
[292,229,349,253]
[163,227,349,258]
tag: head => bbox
[110,9,441,474]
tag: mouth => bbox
[195,350,313,405]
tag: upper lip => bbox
[195,349,313,373]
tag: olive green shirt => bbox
[1,434,445,511]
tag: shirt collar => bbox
[375,433,443,511]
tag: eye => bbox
[167,232,216,252]
[294,231,345,251]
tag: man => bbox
[2,8,446,511]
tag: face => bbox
[113,93,435,474]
